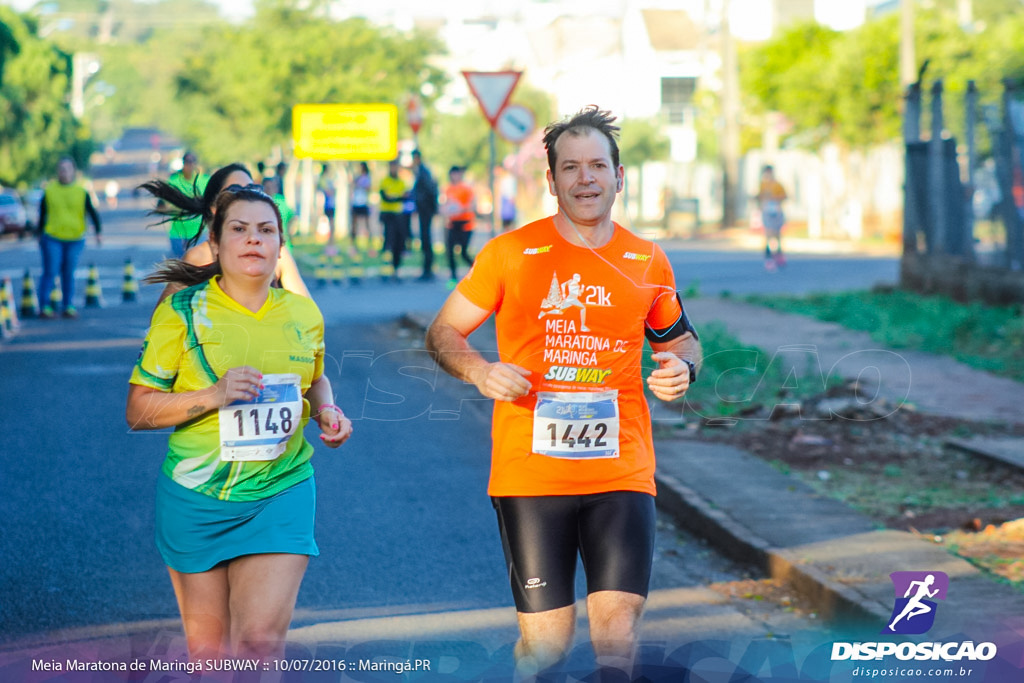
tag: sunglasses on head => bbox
[223,183,268,195]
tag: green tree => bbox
[739,7,1024,153]
[87,30,198,143]
[0,18,20,87]
[168,3,447,165]
[739,21,841,147]
[30,0,226,44]
[828,14,902,146]
[0,8,85,187]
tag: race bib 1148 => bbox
[218,373,303,462]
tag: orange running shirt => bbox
[457,217,683,497]
[444,182,476,229]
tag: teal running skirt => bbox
[155,472,319,573]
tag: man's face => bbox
[57,160,75,184]
[389,162,399,178]
[183,156,198,176]
[546,129,622,228]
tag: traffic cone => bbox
[20,270,38,319]
[84,264,104,308]
[377,248,394,281]
[347,250,364,284]
[331,253,346,286]
[315,253,330,289]
[0,295,12,340]
[1,277,19,333]
[122,259,139,302]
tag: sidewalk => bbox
[681,297,1024,425]
[405,299,1024,649]
[656,226,903,257]
[654,298,1024,649]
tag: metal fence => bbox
[904,77,1024,271]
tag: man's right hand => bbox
[474,363,532,402]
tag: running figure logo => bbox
[539,272,589,332]
[883,571,949,635]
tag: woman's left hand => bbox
[317,405,353,448]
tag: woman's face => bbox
[221,170,255,193]
[209,171,255,222]
[210,199,281,282]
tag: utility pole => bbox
[71,53,100,119]
[957,0,973,30]
[720,0,740,229]
[900,0,915,88]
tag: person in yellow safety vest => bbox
[378,159,411,280]
[38,157,102,318]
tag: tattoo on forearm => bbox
[187,404,206,418]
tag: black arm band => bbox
[644,292,699,343]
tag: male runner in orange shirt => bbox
[442,165,477,288]
[426,106,701,677]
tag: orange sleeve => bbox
[645,244,682,331]
[455,236,505,312]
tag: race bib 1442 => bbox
[532,390,619,459]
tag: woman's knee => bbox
[232,619,289,659]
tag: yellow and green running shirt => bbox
[130,277,325,501]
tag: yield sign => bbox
[462,70,521,127]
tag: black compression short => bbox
[491,491,656,614]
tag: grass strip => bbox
[746,289,1024,382]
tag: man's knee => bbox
[587,591,645,650]
[516,605,576,673]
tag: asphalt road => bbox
[0,204,887,672]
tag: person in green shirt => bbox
[262,175,294,238]
[165,152,210,258]
[38,157,102,318]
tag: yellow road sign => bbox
[292,104,398,160]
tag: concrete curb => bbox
[653,469,889,626]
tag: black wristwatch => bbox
[682,359,697,384]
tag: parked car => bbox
[0,190,28,238]
[22,188,43,231]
